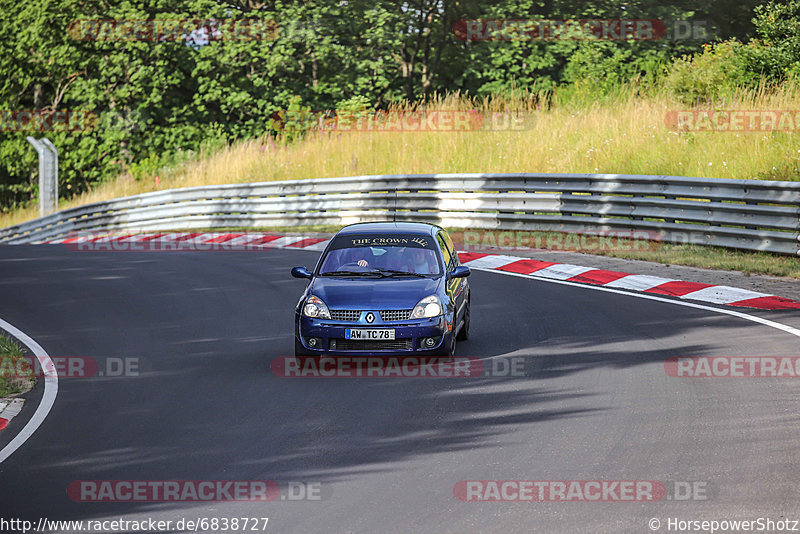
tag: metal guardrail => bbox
[1,173,798,254]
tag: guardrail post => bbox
[26,137,59,216]
[0,173,799,253]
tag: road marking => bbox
[0,319,58,464]
[605,274,677,292]
[532,263,595,281]
[458,252,800,310]
[36,232,800,309]
[472,267,800,340]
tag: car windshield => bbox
[319,234,441,276]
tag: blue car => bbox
[291,222,471,357]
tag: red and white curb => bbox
[44,232,331,251]
[456,252,800,311]
[0,399,23,431]
[39,232,800,311]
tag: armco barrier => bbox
[0,173,798,254]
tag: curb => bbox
[457,252,800,311]
[45,232,331,251]
[0,399,23,431]
[42,232,800,311]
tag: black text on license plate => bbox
[345,329,396,340]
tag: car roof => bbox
[335,221,441,237]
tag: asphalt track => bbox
[1,246,800,533]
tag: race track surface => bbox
[1,246,799,533]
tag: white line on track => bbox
[0,246,791,465]
[472,267,800,339]
[282,245,800,340]
[470,267,800,368]
[0,318,57,464]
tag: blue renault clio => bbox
[291,222,471,357]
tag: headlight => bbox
[412,295,442,318]
[303,295,331,319]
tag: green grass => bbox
[596,243,800,278]
[0,334,34,397]
[2,82,799,278]
[4,82,800,230]
[448,228,800,278]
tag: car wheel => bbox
[456,297,470,341]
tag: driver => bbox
[406,247,435,274]
[344,247,370,268]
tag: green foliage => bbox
[0,0,787,211]
[665,41,756,103]
[745,0,800,79]
[0,334,23,358]
[128,155,161,182]
[663,1,800,103]
[562,44,667,95]
[0,333,29,397]
[335,95,373,113]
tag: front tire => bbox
[456,297,470,341]
[446,332,456,357]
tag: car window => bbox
[436,232,453,270]
[441,230,459,266]
[319,233,441,275]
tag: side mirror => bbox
[291,266,313,279]
[447,265,471,279]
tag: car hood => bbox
[310,276,441,309]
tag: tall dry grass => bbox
[3,83,800,229]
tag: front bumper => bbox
[295,313,453,356]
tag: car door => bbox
[436,230,467,328]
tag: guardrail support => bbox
[0,173,797,254]
[26,137,59,216]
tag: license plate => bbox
[345,329,396,340]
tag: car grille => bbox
[331,338,413,351]
[380,309,412,321]
[330,310,360,322]
[329,309,413,322]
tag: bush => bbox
[562,43,667,96]
[665,41,756,104]
[666,1,800,103]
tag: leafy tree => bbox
[0,0,771,210]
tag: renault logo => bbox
[365,312,375,323]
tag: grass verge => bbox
[448,229,800,279]
[2,84,799,278]
[3,83,800,230]
[592,243,800,278]
[0,334,35,397]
